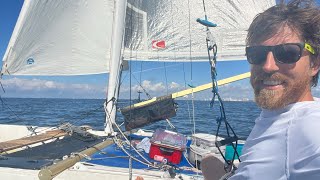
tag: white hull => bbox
[0,124,203,179]
[0,164,199,180]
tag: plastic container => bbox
[188,133,224,167]
[225,144,243,160]
[149,129,187,164]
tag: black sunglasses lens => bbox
[246,47,268,65]
[274,44,301,64]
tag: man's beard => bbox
[251,70,311,110]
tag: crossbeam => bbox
[38,139,113,180]
[126,72,251,109]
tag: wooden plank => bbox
[0,130,68,153]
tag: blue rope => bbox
[197,1,241,172]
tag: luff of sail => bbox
[1,0,114,76]
[105,0,128,134]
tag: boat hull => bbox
[0,124,203,179]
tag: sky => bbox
[3,0,316,101]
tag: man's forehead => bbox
[254,25,303,45]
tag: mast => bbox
[105,0,128,134]
[137,90,142,102]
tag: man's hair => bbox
[247,0,320,86]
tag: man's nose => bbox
[262,52,279,73]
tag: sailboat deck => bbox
[0,130,67,153]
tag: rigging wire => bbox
[0,96,27,123]
[112,121,155,167]
[186,0,197,135]
[127,1,136,179]
[110,0,193,172]
[163,62,169,95]
[129,72,152,99]
[104,0,175,173]
[0,80,5,93]
[138,61,143,101]
[199,0,241,175]
[135,0,149,102]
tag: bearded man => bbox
[229,0,320,179]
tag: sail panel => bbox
[124,0,276,62]
[1,0,276,75]
[1,0,114,76]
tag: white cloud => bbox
[44,81,56,88]
[169,82,180,89]
[0,77,256,100]
[142,80,164,91]
[122,80,182,93]
[119,80,184,99]
[125,80,165,92]
[3,78,64,91]
[218,80,254,101]
[0,77,105,99]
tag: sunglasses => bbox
[246,43,315,65]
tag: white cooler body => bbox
[188,133,225,167]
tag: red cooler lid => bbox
[150,129,187,150]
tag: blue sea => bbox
[0,98,261,139]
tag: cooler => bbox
[188,133,225,168]
[149,129,187,164]
[225,143,244,160]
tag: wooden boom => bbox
[128,72,251,108]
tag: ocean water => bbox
[0,98,261,139]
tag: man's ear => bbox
[311,60,320,76]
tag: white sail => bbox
[123,0,275,62]
[1,0,114,76]
[1,0,275,76]
[105,0,128,134]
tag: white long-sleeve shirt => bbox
[230,100,320,180]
